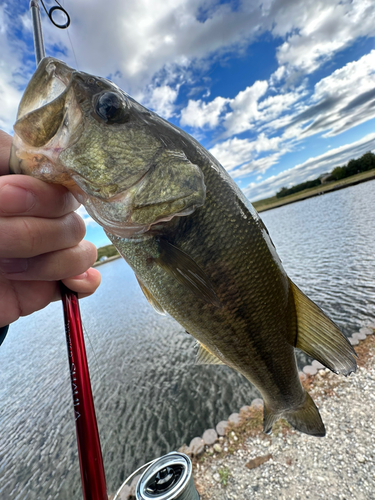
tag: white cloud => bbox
[180,95,229,128]
[209,134,282,174]
[268,50,375,144]
[75,205,98,227]
[0,5,30,133]
[223,81,268,136]
[272,0,375,80]
[144,84,179,119]
[38,0,265,96]
[244,133,375,201]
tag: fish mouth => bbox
[9,58,83,180]
[16,58,73,122]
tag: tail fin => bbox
[263,391,325,437]
[289,279,357,376]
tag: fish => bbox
[10,57,357,437]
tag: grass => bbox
[252,169,375,213]
[218,466,231,486]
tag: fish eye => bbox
[95,92,129,124]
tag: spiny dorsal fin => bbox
[196,343,225,365]
[156,238,222,308]
[290,279,357,376]
[135,275,166,315]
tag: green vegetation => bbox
[276,151,375,199]
[218,466,231,486]
[96,244,119,262]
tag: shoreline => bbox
[253,171,375,213]
[93,254,121,266]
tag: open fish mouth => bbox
[16,58,73,122]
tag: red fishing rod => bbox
[29,2,107,499]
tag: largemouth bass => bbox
[10,58,357,437]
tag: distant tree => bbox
[330,166,346,181]
[276,187,289,198]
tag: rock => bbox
[189,437,205,456]
[246,454,273,470]
[356,454,366,463]
[349,337,359,346]
[228,413,241,425]
[240,405,251,414]
[129,474,141,497]
[312,360,325,370]
[213,443,222,453]
[178,444,192,456]
[251,398,264,409]
[352,331,367,340]
[213,472,221,483]
[202,428,218,446]
[303,365,317,376]
[118,484,131,499]
[360,326,374,335]
[216,420,228,436]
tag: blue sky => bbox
[1,0,375,248]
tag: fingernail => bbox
[0,258,28,274]
[70,272,88,280]
[0,185,36,213]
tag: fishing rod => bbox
[29,3,200,499]
[29,2,107,500]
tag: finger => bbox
[1,269,100,325]
[0,175,80,217]
[62,267,101,298]
[0,212,86,258]
[0,130,12,176]
[1,279,59,325]
[0,240,97,280]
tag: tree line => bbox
[276,151,375,199]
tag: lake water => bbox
[1,180,375,499]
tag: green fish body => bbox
[10,58,357,436]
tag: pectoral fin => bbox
[156,238,222,308]
[136,275,166,315]
[290,279,357,375]
[196,343,225,365]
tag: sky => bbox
[1,0,375,248]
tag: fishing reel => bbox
[114,452,200,500]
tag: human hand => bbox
[0,129,101,328]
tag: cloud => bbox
[180,95,229,128]
[144,84,179,119]
[0,5,30,133]
[75,205,98,227]
[37,0,266,96]
[244,132,375,201]
[272,0,375,81]
[209,134,282,174]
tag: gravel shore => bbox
[192,333,375,500]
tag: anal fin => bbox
[290,279,357,376]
